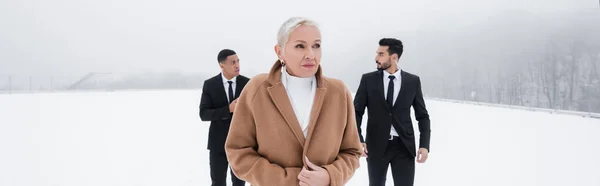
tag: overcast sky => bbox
[0,0,596,83]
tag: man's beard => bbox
[376,60,392,71]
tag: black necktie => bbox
[387,75,395,108]
[227,81,234,103]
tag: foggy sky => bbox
[0,0,596,82]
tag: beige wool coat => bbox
[224,61,363,186]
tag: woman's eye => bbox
[313,44,321,48]
[295,44,305,48]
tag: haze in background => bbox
[1,0,599,111]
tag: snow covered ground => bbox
[1,90,599,186]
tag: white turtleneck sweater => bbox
[281,67,317,137]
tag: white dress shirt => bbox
[281,66,317,137]
[383,69,401,137]
[221,73,237,103]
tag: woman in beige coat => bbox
[224,17,363,186]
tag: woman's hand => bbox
[298,156,330,186]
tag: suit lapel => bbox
[393,71,408,110]
[375,71,391,112]
[216,74,229,103]
[234,78,245,99]
[267,83,306,147]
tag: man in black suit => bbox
[354,38,431,186]
[199,49,249,186]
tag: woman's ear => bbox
[274,45,284,60]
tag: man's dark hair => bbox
[217,49,236,63]
[379,38,403,59]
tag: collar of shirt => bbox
[221,73,237,84]
[383,68,402,81]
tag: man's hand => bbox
[298,156,330,186]
[361,143,368,158]
[228,99,238,113]
[417,148,429,163]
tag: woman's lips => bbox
[302,64,316,68]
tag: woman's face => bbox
[276,25,322,78]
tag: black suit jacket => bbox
[354,70,430,157]
[199,73,250,151]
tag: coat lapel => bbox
[267,83,306,147]
[304,87,327,145]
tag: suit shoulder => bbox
[202,74,221,88]
[401,70,419,77]
[362,70,380,78]
[401,70,421,81]
[204,74,221,83]
[238,75,251,82]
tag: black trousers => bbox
[367,138,415,186]
[209,150,245,186]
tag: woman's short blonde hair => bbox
[276,17,320,49]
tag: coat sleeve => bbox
[322,87,363,186]
[225,78,302,185]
